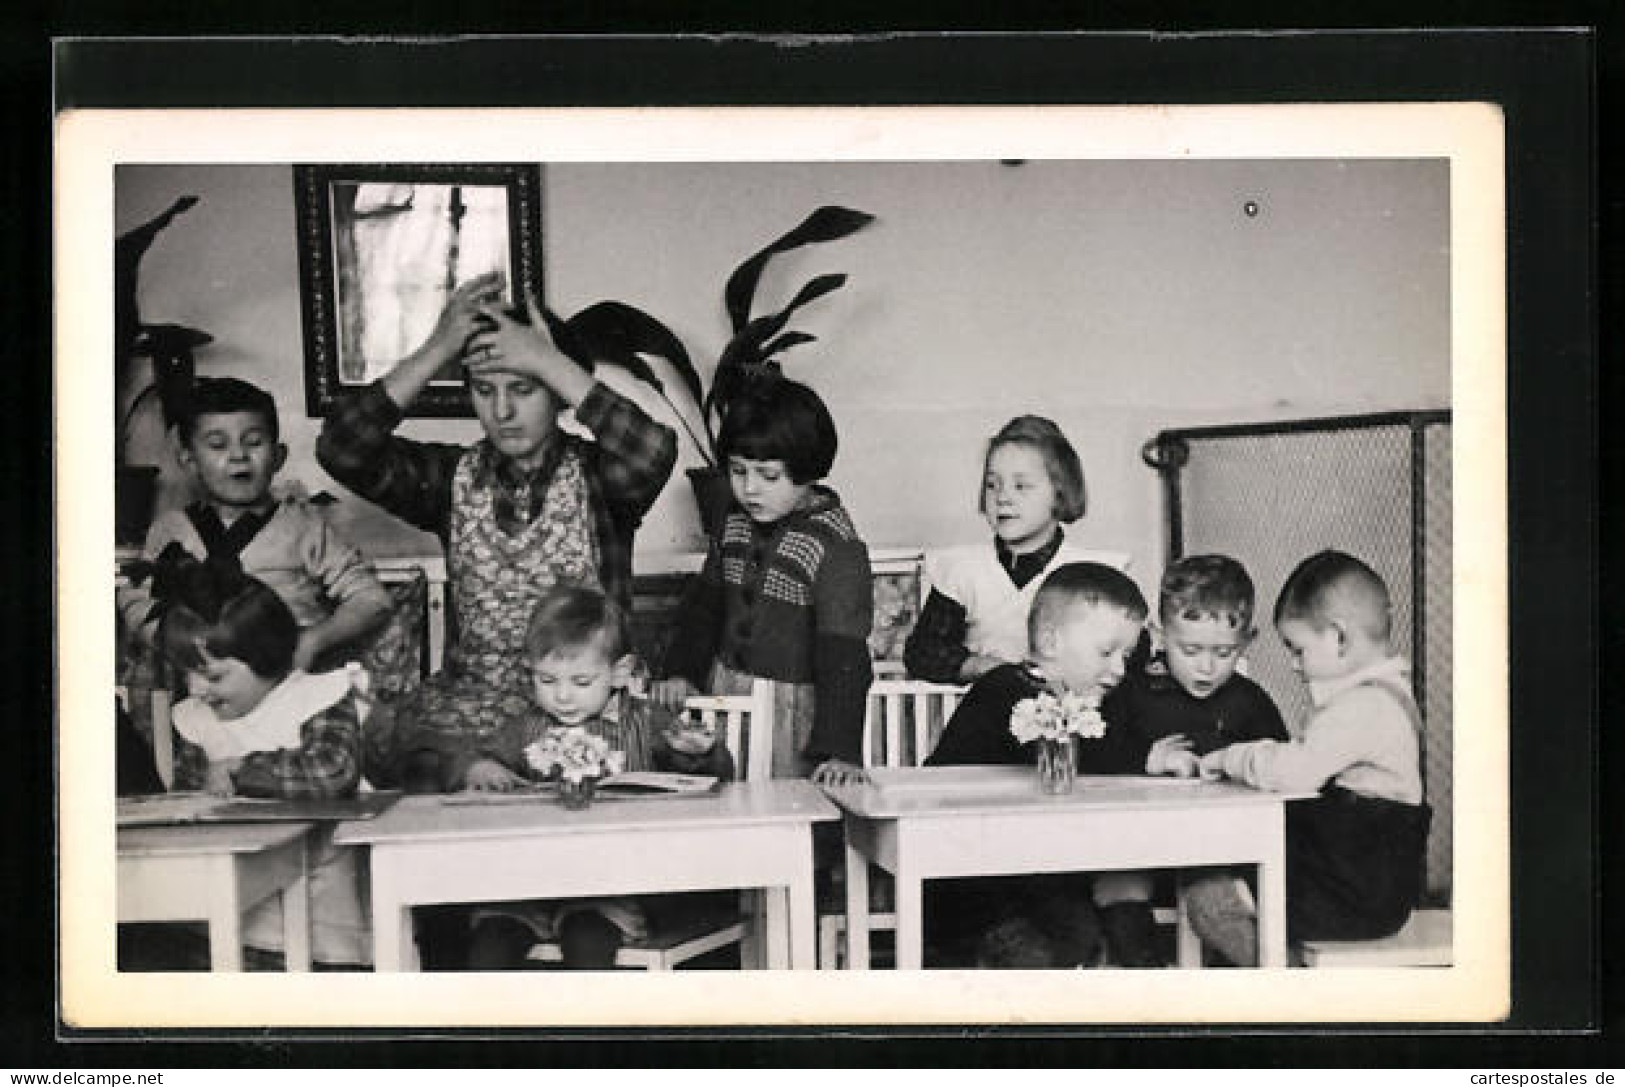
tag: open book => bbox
[117,790,402,826]
[442,771,721,805]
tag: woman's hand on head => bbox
[422,272,505,363]
[463,758,527,793]
[465,287,597,405]
[811,758,868,789]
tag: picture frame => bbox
[293,162,543,417]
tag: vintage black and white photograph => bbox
[58,100,1509,1028]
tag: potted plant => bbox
[541,205,876,533]
[115,195,209,545]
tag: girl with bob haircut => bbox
[654,377,873,789]
[905,414,1131,684]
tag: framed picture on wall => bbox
[293,162,543,416]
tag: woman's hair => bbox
[1160,554,1256,629]
[980,415,1087,523]
[524,583,632,663]
[715,378,838,484]
[1274,549,1392,640]
[159,572,299,680]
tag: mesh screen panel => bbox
[1168,415,1451,898]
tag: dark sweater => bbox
[1100,658,1289,771]
[661,486,874,764]
[926,663,1142,773]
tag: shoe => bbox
[1099,902,1166,968]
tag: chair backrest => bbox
[678,680,775,782]
[862,679,968,769]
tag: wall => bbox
[115,158,1449,595]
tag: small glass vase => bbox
[1036,735,1077,795]
[557,775,599,810]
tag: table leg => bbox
[762,886,790,970]
[1256,815,1289,968]
[893,861,923,971]
[281,841,312,972]
[369,857,417,972]
[844,828,871,970]
[207,856,244,972]
[789,855,817,970]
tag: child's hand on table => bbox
[1146,734,1199,777]
[812,758,868,788]
[463,758,528,792]
[204,757,242,797]
[1197,749,1230,781]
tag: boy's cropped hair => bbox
[1161,554,1256,629]
[524,583,632,663]
[1274,549,1392,640]
[716,377,838,484]
[161,574,300,680]
[1028,561,1148,643]
[982,415,1087,523]
[175,377,280,445]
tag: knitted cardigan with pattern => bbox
[662,487,873,764]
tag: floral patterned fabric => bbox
[373,445,600,785]
[360,570,428,703]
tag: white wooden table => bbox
[820,766,1295,969]
[334,781,839,971]
[117,822,314,972]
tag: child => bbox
[904,415,1130,684]
[1090,554,1289,967]
[461,585,734,970]
[316,277,676,792]
[925,561,1148,967]
[120,376,393,673]
[1186,550,1431,966]
[159,557,371,969]
[653,377,872,788]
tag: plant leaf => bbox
[723,206,875,332]
[559,301,704,408]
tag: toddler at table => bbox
[120,376,393,674]
[1186,550,1431,966]
[461,584,735,970]
[905,415,1131,684]
[924,561,1148,968]
[653,377,873,789]
[156,555,371,969]
[1090,554,1289,967]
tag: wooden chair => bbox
[818,679,966,968]
[526,679,775,970]
[1296,906,1453,967]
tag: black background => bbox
[7,8,1613,1069]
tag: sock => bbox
[1100,901,1165,968]
[558,910,624,970]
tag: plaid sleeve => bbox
[903,588,972,683]
[315,382,464,539]
[231,694,363,799]
[572,382,678,527]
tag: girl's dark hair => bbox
[160,573,299,680]
[715,378,838,484]
[524,583,631,663]
[982,415,1087,523]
